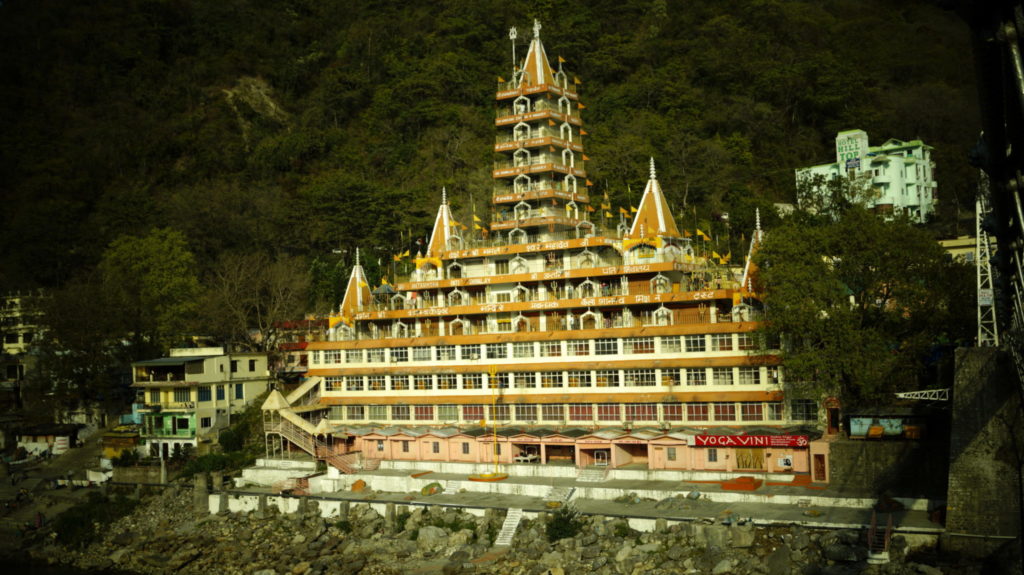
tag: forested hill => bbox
[0,0,979,296]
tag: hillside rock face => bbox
[24,488,961,575]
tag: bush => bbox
[180,452,253,477]
[546,506,584,543]
[112,449,140,467]
[218,428,243,452]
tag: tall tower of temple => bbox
[491,20,592,243]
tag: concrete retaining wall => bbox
[828,438,948,500]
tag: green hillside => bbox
[0,0,979,295]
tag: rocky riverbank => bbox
[16,486,977,575]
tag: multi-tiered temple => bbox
[264,21,828,479]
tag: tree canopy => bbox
[754,205,974,405]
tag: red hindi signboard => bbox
[694,435,809,448]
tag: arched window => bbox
[514,174,532,193]
[578,279,600,298]
[560,122,573,142]
[562,149,575,168]
[446,262,463,279]
[558,96,571,115]
[653,306,672,326]
[514,201,531,220]
[448,317,469,336]
[564,175,577,194]
[514,122,531,141]
[509,228,528,245]
[513,95,530,114]
[650,274,671,294]
[577,249,596,269]
[447,289,470,306]
[579,310,601,330]
[513,314,530,332]
[393,321,409,338]
[511,256,529,274]
[513,283,531,302]
[514,148,531,167]
[390,294,408,310]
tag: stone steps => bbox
[493,508,523,547]
[577,466,607,483]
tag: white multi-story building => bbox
[132,347,271,457]
[796,129,937,223]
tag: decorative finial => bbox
[649,157,657,180]
[442,187,447,205]
[355,247,360,266]
[509,26,518,69]
[533,19,542,39]
[755,208,762,235]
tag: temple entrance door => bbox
[813,454,827,481]
[594,450,609,466]
[735,448,765,470]
[827,408,840,435]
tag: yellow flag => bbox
[578,103,587,109]
[683,230,692,238]
[697,229,710,241]
[723,252,731,263]
[402,249,410,258]
[358,281,368,288]
[586,205,595,212]
[586,179,594,186]
[474,223,484,230]
[712,251,722,260]
[582,154,590,161]
[381,277,390,285]
[497,76,506,83]
[604,211,613,219]
[558,56,566,63]
[580,129,588,136]
[630,206,638,213]
[473,214,482,222]
[619,207,628,215]
[393,254,402,262]
[548,119,556,126]
[574,76,581,84]
[601,203,611,210]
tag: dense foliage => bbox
[0,1,981,409]
[754,197,975,404]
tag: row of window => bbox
[324,366,780,392]
[314,333,759,365]
[323,364,778,390]
[150,384,245,404]
[329,400,818,423]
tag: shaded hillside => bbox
[0,0,980,292]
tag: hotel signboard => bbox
[694,435,808,448]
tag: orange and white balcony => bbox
[493,157,586,179]
[494,134,584,154]
[496,81,579,101]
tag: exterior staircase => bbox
[546,485,575,503]
[576,466,607,482]
[362,458,381,471]
[493,508,523,547]
[866,510,893,565]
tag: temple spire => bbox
[627,158,681,239]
